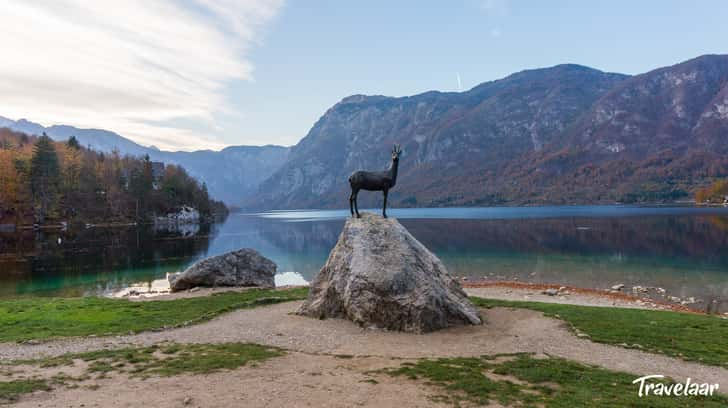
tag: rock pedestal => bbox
[168,248,276,292]
[297,213,482,333]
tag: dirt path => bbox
[10,353,453,408]
[3,299,727,389]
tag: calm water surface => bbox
[1,206,728,312]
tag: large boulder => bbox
[168,248,276,292]
[297,213,482,333]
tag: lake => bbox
[1,206,728,312]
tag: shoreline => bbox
[460,280,701,313]
[111,279,714,315]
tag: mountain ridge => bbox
[248,54,728,209]
[5,54,728,209]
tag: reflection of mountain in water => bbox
[241,215,728,310]
[0,224,214,296]
[400,216,728,262]
[233,215,728,270]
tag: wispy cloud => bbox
[0,0,282,151]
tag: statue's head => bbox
[391,144,402,162]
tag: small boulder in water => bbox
[168,248,276,292]
[296,213,482,333]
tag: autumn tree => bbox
[59,138,83,218]
[30,134,60,223]
[0,130,224,224]
[0,150,18,214]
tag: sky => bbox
[0,0,727,151]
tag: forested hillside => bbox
[0,128,226,226]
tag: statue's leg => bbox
[382,189,388,218]
[355,193,360,218]
[349,190,355,217]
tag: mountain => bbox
[248,64,629,209]
[248,55,728,209]
[149,146,290,204]
[501,54,728,204]
[0,116,289,204]
[569,54,728,155]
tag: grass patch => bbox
[0,379,50,403]
[18,342,283,378]
[471,297,728,368]
[386,354,728,407]
[0,287,307,342]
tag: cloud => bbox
[0,0,283,151]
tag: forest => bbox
[0,128,227,226]
[696,179,728,204]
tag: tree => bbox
[129,156,154,219]
[198,182,211,216]
[59,143,83,218]
[30,134,60,223]
[0,150,18,212]
[67,136,81,150]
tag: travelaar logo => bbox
[633,375,719,397]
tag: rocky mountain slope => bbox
[248,55,728,209]
[249,64,628,209]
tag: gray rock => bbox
[542,288,558,296]
[168,248,276,292]
[611,284,624,291]
[297,213,481,333]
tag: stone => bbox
[542,288,558,296]
[168,248,276,292]
[611,284,624,291]
[296,213,481,333]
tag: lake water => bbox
[1,206,728,312]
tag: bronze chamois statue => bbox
[348,144,401,218]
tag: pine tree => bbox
[30,133,60,223]
[198,182,211,216]
[67,136,81,150]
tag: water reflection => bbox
[0,224,214,297]
[1,207,728,312]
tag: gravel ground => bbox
[9,353,453,408]
[2,299,726,389]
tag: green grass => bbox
[18,342,283,378]
[386,354,728,407]
[0,288,307,342]
[471,297,728,368]
[1,288,726,372]
[0,379,50,403]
